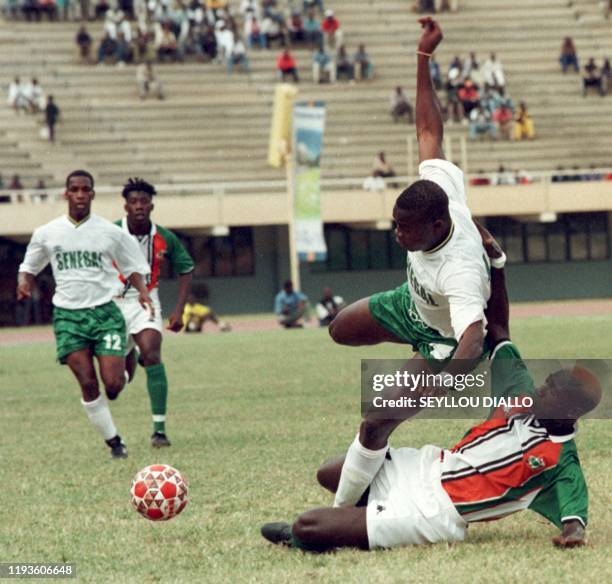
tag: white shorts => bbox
[366,444,467,549]
[114,295,163,354]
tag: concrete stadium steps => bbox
[1,0,612,186]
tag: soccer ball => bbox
[130,464,188,521]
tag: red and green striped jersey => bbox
[115,219,194,296]
[440,341,588,529]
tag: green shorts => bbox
[53,302,127,364]
[369,282,458,364]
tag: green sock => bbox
[145,363,168,434]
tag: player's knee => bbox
[105,377,125,401]
[140,351,161,367]
[316,456,342,492]
[79,378,99,401]
[292,511,324,544]
[328,314,347,344]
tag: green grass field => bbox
[1,315,611,583]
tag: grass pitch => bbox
[1,315,611,583]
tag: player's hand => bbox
[166,311,184,333]
[552,520,586,548]
[417,17,443,54]
[138,292,155,320]
[16,280,32,301]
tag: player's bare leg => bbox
[97,355,127,401]
[317,455,345,493]
[133,328,171,447]
[67,349,126,458]
[328,297,403,346]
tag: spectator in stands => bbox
[492,99,514,141]
[0,173,4,189]
[390,86,413,123]
[44,95,60,143]
[303,0,324,14]
[445,66,462,123]
[492,164,516,186]
[115,32,134,66]
[600,58,611,94]
[274,280,309,328]
[94,0,110,20]
[462,52,479,82]
[287,9,306,44]
[448,55,463,80]
[245,14,265,48]
[39,0,57,20]
[97,31,118,64]
[276,48,299,82]
[9,174,23,190]
[157,22,179,62]
[240,0,261,20]
[336,46,354,81]
[7,77,28,113]
[22,0,42,21]
[515,169,532,185]
[362,170,386,192]
[353,44,373,81]
[312,45,335,83]
[469,171,491,186]
[261,13,286,48]
[514,101,535,140]
[199,24,218,61]
[600,0,611,20]
[559,37,579,73]
[227,37,251,74]
[315,287,345,327]
[429,55,442,90]
[483,52,505,93]
[321,9,342,51]
[303,7,322,47]
[583,58,605,96]
[468,104,497,141]
[458,78,480,120]
[24,78,45,113]
[76,25,93,62]
[372,152,396,181]
[137,61,165,100]
[435,0,458,12]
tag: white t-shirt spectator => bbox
[363,175,386,192]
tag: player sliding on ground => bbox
[261,258,601,551]
[17,170,153,459]
[330,18,491,371]
[115,178,195,448]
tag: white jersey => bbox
[19,214,150,310]
[406,159,490,340]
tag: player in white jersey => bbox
[17,170,153,459]
[330,18,491,367]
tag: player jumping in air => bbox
[330,18,491,370]
[114,178,194,448]
[261,255,600,551]
[17,170,153,459]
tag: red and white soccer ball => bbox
[130,464,188,521]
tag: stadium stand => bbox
[0,0,611,192]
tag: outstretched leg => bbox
[328,297,403,346]
[292,507,369,551]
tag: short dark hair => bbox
[395,180,449,222]
[122,177,157,199]
[66,170,94,189]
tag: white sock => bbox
[81,395,118,441]
[333,433,388,507]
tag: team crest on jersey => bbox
[527,455,545,470]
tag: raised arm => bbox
[416,17,445,163]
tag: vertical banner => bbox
[292,102,327,262]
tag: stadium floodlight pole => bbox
[280,139,301,291]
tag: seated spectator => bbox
[483,52,505,93]
[97,31,118,64]
[515,169,533,185]
[492,99,514,140]
[462,52,479,81]
[22,0,42,21]
[479,84,504,113]
[435,0,458,11]
[372,151,396,180]
[303,8,321,47]
[76,26,93,62]
[303,0,324,14]
[390,86,413,123]
[429,55,442,90]
[240,0,261,20]
[245,15,265,48]
[32,179,48,203]
[312,45,335,83]
[9,174,23,190]
[514,101,535,140]
[315,288,345,327]
[199,24,218,61]
[601,58,611,94]
[38,0,57,20]
[135,30,155,62]
[560,37,579,73]
[362,171,386,192]
[414,0,435,13]
[277,49,299,82]
[24,77,45,113]
[583,58,605,96]
[261,14,286,48]
[274,280,309,328]
[227,37,251,74]
[321,9,342,51]
[115,32,134,66]
[458,78,480,119]
[156,23,179,62]
[469,171,491,186]
[445,67,462,123]
[287,10,306,44]
[94,0,110,20]
[136,61,164,100]
[335,46,354,81]
[183,293,231,332]
[353,44,373,81]
[492,164,516,186]
[7,77,28,113]
[468,105,497,141]
[448,55,463,80]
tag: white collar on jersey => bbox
[122,216,156,238]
